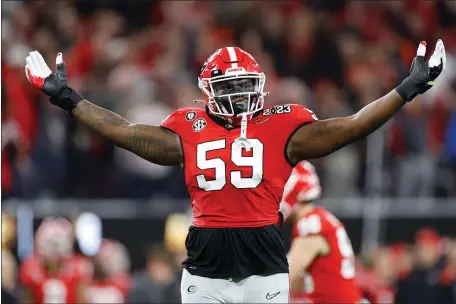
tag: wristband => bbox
[50,86,84,115]
[395,77,419,102]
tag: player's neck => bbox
[295,203,315,220]
[205,107,261,130]
[206,108,239,130]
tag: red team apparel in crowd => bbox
[19,218,91,304]
[86,274,130,304]
[20,218,131,304]
[161,104,317,228]
[86,239,131,303]
[19,254,91,304]
[285,161,364,304]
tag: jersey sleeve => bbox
[287,104,319,126]
[160,107,201,135]
[277,104,318,165]
[160,111,181,134]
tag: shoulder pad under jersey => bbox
[160,107,206,134]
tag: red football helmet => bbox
[35,217,74,260]
[280,161,322,219]
[197,47,267,119]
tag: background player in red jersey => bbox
[19,217,90,304]
[25,39,445,302]
[285,161,366,304]
[85,239,131,304]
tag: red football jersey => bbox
[19,255,90,304]
[161,104,317,228]
[86,273,131,303]
[290,207,363,304]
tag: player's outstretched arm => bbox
[25,51,182,166]
[288,90,404,161]
[287,40,446,162]
[72,101,182,165]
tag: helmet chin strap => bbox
[233,113,252,152]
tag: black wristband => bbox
[395,77,415,102]
[394,85,409,102]
[50,86,84,115]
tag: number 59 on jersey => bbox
[196,139,264,191]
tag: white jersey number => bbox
[336,227,356,279]
[43,279,67,304]
[196,139,264,191]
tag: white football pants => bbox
[181,269,289,303]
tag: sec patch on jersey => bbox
[192,118,207,132]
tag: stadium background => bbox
[2,0,456,303]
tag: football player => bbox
[85,239,131,304]
[25,40,445,303]
[19,217,90,303]
[285,161,366,303]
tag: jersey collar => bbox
[205,107,262,131]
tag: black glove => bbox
[25,51,84,114]
[395,40,446,102]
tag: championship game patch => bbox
[185,111,197,121]
[192,118,207,132]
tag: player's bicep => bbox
[287,116,360,161]
[288,236,326,282]
[120,124,183,166]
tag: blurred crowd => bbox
[355,228,456,304]
[1,212,188,303]
[2,212,456,304]
[2,0,456,201]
